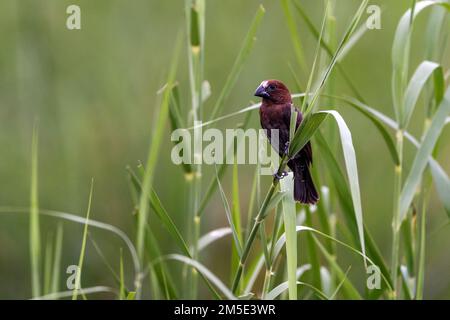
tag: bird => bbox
[254,79,319,204]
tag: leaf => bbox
[198,228,232,251]
[209,5,265,120]
[430,161,450,218]
[266,281,328,300]
[391,0,450,120]
[292,0,368,102]
[320,110,366,267]
[402,60,444,128]
[399,87,450,222]
[163,254,236,300]
[127,167,191,256]
[72,179,94,300]
[315,132,393,289]
[289,112,329,157]
[305,0,369,115]
[332,95,450,218]
[333,95,400,165]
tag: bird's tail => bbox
[292,159,319,205]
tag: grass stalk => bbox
[390,129,404,298]
[231,155,288,294]
[30,121,41,298]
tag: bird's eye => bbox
[268,84,276,91]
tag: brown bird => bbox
[255,79,319,204]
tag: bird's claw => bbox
[274,171,288,180]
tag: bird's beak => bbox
[254,85,270,99]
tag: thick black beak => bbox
[254,85,270,99]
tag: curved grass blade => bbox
[399,87,450,222]
[162,254,236,300]
[391,0,450,120]
[402,61,444,128]
[340,96,450,218]
[315,132,392,289]
[33,286,118,300]
[266,281,328,300]
[321,110,366,267]
[332,95,400,165]
[198,228,232,251]
[127,167,190,256]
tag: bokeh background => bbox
[0,0,449,299]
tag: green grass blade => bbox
[209,5,265,120]
[30,121,41,298]
[43,234,53,295]
[315,132,393,289]
[391,0,450,120]
[119,248,125,300]
[196,111,252,216]
[331,95,400,165]
[292,0,367,102]
[402,61,444,128]
[399,87,450,222]
[169,84,193,175]
[51,223,63,295]
[347,99,450,218]
[127,167,191,256]
[430,160,450,218]
[266,281,328,300]
[289,112,328,157]
[198,228,232,251]
[163,254,236,300]
[280,0,307,72]
[280,173,298,300]
[231,157,243,273]
[300,1,329,113]
[146,227,179,299]
[215,166,243,256]
[72,179,94,300]
[136,35,181,268]
[314,238,361,299]
[321,110,366,267]
[305,0,369,115]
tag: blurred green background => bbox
[0,0,449,299]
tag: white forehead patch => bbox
[261,80,269,88]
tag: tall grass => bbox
[4,0,448,300]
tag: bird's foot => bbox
[283,141,290,156]
[274,171,289,180]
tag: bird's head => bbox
[254,80,292,104]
